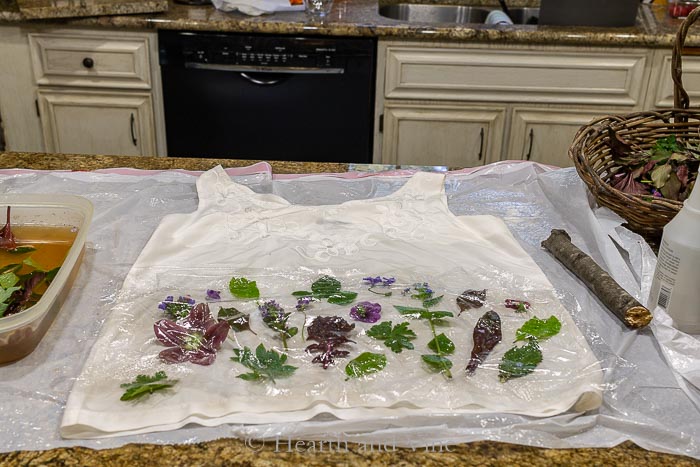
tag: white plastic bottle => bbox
[648,182,700,334]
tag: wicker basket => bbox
[569,8,700,242]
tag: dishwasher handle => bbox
[184,62,345,75]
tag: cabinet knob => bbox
[82,57,94,69]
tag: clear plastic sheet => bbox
[0,162,698,459]
[60,265,602,438]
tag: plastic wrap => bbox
[0,162,698,459]
[61,265,603,438]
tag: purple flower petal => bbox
[204,320,230,350]
[188,303,213,328]
[159,347,189,364]
[154,319,190,347]
[206,289,221,300]
[349,301,382,323]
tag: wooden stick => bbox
[541,229,652,329]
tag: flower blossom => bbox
[154,303,230,365]
[350,301,382,323]
[206,289,221,301]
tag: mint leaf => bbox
[22,256,46,272]
[292,290,313,297]
[422,295,443,309]
[393,305,425,318]
[7,246,35,254]
[229,277,260,299]
[327,291,357,305]
[515,316,561,342]
[367,321,416,353]
[0,270,19,289]
[427,333,455,355]
[421,354,453,376]
[232,344,297,383]
[498,340,543,382]
[311,275,342,298]
[120,371,178,401]
[217,306,251,333]
[345,352,387,379]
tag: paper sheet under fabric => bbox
[60,167,603,438]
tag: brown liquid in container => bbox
[0,225,78,365]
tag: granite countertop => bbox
[1,151,700,466]
[0,0,697,47]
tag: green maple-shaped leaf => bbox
[367,321,416,353]
[232,344,297,383]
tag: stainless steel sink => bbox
[378,4,539,25]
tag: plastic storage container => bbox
[0,194,93,364]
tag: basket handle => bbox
[672,6,700,109]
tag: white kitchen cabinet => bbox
[28,29,165,157]
[382,103,505,166]
[376,40,654,167]
[646,50,700,109]
[507,107,618,167]
[37,89,156,156]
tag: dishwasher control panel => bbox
[159,31,374,69]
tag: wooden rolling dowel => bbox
[541,229,652,329]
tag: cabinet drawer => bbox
[29,33,151,89]
[385,46,648,106]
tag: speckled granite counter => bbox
[0,0,697,47]
[0,151,699,467]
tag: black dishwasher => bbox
[159,31,376,163]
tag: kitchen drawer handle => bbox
[478,127,484,161]
[525,128,534,161]
[130,113,138,146]
[82,57,94,69]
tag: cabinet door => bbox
[508,107,607,168]
[37,89,156,156]
[381,103,506,167]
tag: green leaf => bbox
[0,264,21,275]
[229,277,260,299]
[515,316,562,342]
[22,256,46,272]
[0,286,21,305]
[7,246,36,254]
[0,271,20,289]
[119,371,178,401]
[232,344,297,384]
[367,321,416,353]
[422,295,443,309]
[499,340,543,382]
[394,305,426,317]
[345,352,387,379]
[427,333,455,355]
[44,267,60,283]
[217,306,251,333]
[650,164,673,189]
[418,310,453,321]
[327,291,357,305]
[292,290,313,297]
[421,354,453,377]
[310,275,342,298]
